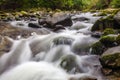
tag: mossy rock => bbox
[116,35,120,45]
[100,8,119,15]
[97,12,107,16]
[100,36,116,47]
[101,52,120,68]
[20,11,28,15]
[91,15,120,32]
[102,28,116,36]
[60,55,80,73]
[91,41,105,55]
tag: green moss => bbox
[91,15,116,32]
[100,36,116,47]
[100,9,119,15]
[101,53,120,68]
[98,12,107,16]
[102,28,116,36]
[91,41,105,55]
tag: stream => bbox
[0,12,106,80]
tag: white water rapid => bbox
[0,12,105,80]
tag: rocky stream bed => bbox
[0,9,120,80]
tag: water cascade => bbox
[0,12,105,80]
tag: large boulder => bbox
[52,25,65,32]
[99,35,117,47]
[91,15,120,32]
[72,17,89,22]
[91,35,117,55]
[100,46,120,77]
[91,41,105,55]
[71,22,88,30]
[101,46,120,68]
[38,13,73,29]
[114,11,120,25]
[28,23,42,28]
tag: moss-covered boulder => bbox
[100,46,120,78]
[100,35,117,47]
[91,15,120,32]
[101,52,120,68]
[91,35,118,55]
[91,41,105,55]
[101,46,120,68]
[102,28,116,36]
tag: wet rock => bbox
[0,36,12,57]
[29,18,37,21]
[0,22,31,39]
[53,25,65,32]
[100,46,120,68]
[114,11,120,25]
[28,23,42,28]
[91,41,105,55]
[91,15,120,32]
[38,13,73,29]
[100,35,117,47]
[16,22,24,26]
[38,18,53,28]
[91,31,102,38]
[97,12,107,16]
[60,54,80,73]
[72,17,89,22]
[53,15,72,27]
[102,28,116,36]
[0,22,49,39]
[71,22,87,30]
[53,37,74,46]
[38,18,47,25]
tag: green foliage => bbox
[0,0,84,10]
[0,0,119,10]
[111,0,120,8]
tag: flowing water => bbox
[0,12,105,80]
